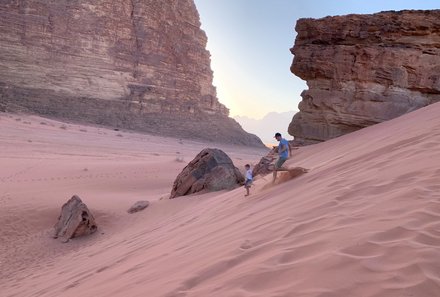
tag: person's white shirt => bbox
[245,169,253,181]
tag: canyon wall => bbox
[0,0,262,146]
[289,10,440,145]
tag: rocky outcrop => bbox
[170,148,244,198]
[53,195,97,243]
[253,147,277,177]
[289,10,440,145]
[0,0,263,146]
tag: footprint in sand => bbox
[276,241,326,265]
[412,232,440,247]
[338,241,384,259]
[368,226,415,244]
[240,240,253,250]
[95,266,110,273]
[283,216,331,238]
[404,209,440,229]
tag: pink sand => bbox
[1,103,440,297]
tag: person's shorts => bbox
[275,157,287,169]
[244,179,252,188]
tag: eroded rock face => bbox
[252,147,277,177]
[289,10,440,145]
[53,195,97,243]
[170,148,244,198]
[0,0,262,146]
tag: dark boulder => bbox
[170,148,244,198]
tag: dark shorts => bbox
[275,157,287,169]
[244,179,252,188]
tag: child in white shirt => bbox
[244,164,253,197]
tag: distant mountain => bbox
[234,111,296,145]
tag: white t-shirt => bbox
[245,169,253,181]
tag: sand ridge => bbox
[1,103,440,296]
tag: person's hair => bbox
[245,164,250,168]
[275,132,281,137]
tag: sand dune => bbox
[2,103,440,296]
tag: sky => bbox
[194,1,439,120]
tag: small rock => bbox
[53,195,97,243]
[127,200,150,214]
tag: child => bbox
[244,164,253,196]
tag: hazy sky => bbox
[194,1,439,119]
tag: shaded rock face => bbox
[252,147,277,177]
[289,10,440,145]
[0,0,263,146]
[53,195,97,243]
[170,148,244,198]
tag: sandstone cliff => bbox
[289,10,440,145]
[0,0,262,146]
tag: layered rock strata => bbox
[289,10,440,145]
[0,0,262,146]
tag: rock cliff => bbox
[0,0,262,146]
[289,10,440,145]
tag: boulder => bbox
[127,200,150,214]
[170,148,244,198]
[53,195,97,243]
[252,147,277,177]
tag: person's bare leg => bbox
[272,169,277,183]
[245,187,250,196]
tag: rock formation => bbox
[170,148,244,198]
[53,195,97,242]
[127,200,150,214]
[289,10,440,145]
[0,0,263,146]
[253,147,277,177]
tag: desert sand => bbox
[1,103,440,297]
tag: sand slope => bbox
[1,103,440,297]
